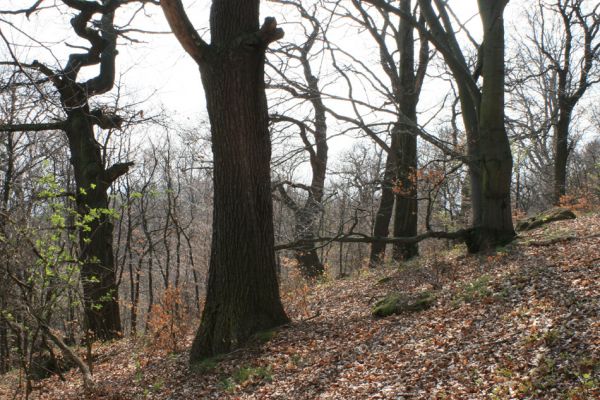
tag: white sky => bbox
[0,0,596,158]
[0,1,484,118]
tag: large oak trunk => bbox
[469,0,515,251]
[189,0,289,360]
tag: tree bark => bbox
[369,136,398,266]
[161,0,289,359]
[368,0,422,265]
[553,107,572,204]
[392,0,420,261]
[471,0,515,251]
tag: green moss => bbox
[377,276,392,285]
[372,290,436,317]
[515,207,576,231]
[233,365,273,383]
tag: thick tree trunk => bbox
[469,0,515,251]
[64,109,123,340]
[188,0,289,359]
[392,129,418,261]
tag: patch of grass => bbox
[253,329,277,343]
[151,378,165,392]
[567,372,599,398]
[232,365,273,384]
[218,364,274,392]
[190,356,222,374]
[218,377,236,392]
[452,275,492,306]
[290,354,303,366]
[134,357,144,383]
[497,367,514,378]
[398,257,421,273]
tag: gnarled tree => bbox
[268,0,329,278]
[0,0,142,340]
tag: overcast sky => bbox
[0,1,490,118]
[1,0,596,155]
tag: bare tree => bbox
[268,0,330,278]
[366,0,515,251]
[339,0,430,264]
[527,0,599,204]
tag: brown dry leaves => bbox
[3,214,599,400]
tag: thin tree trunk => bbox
[369,148,397,266]
[392,0,420,261]
[553,108,572,204]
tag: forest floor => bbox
[1,213,599,399]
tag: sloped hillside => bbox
[2,214,599,399]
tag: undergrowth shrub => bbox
[146,286,191,353]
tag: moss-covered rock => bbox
[376,276,392,285]
[371,290,436,318]
[516,208,576,231]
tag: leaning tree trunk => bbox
[369,143,398,266]
[470,0,515,251]
[64,108,124,340]
[159,0,290,359]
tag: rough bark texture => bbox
[293,42,328,278]
[472,0,515,251]
[392,0,419,261]
[162,0,289,360]
[413,0,514,252]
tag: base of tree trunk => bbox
[296,248,324,278]
[464,227,515,253]
[189,304,288,361]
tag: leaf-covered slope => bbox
[2,213,599,399]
